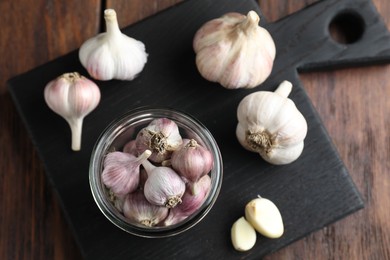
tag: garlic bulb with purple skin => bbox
[79,9,148,81]
[44,72,101,151]
[102,150,151,196]
[163,175,211,226]
[193,10,276,89]
[142,158,185,208]
[123,190,168,227]
[136,118,183,163]
[171,139,213,195]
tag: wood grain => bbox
[0,1,100,260]
[259,0,390,259]
[0,0,389,259]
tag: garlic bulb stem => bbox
[69,118,83,151]
[274,80,293,97]
[141,156,155,175]
[239,11,260,31]
[104,9,121,37]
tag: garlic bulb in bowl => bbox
[89,107,223,237]
[193,10,276,89]
[236,81,307,165]
[79,9,148,81]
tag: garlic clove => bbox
[136,118,183,163]
[231,216,257,252]
[236,80,308,165]
[193,10,276,89]
[123,190,169,227]
[102,150,151,196]
[163,175,211,226]
[79,9,148,81]
[142,158,185,208]
[44,72,101,151]
[245,196,284,239]
[171,139,214,194]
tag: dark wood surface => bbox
[0,1,389,259]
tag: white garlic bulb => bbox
[236,80,307,165]
[79,9,148,81]
[193,10,276,89]
[44,72,101,151]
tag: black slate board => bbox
[7,0,390,259]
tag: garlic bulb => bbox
[44,72,101,151]
[136,118,183,163]
[171,139,213,195]
[163,175,211,226]
[123,190,169,227]
[102,150,151,196]
[142,158,185,208]
[79,9,148,81]
[193,10,276,89]
[236,80,307,165]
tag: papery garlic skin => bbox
[123,190,168,227]
[142,159,185,208]
[136,118,183,163]
[44,72,101,151]
[102,150,151,196]
[79,9,147,81]
[193,10,275,89]
[236,81,307,165]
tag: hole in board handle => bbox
[329,10,365,45]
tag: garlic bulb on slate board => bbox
[193,10,276,89]
[44,72,101,151]
[236,80,307,165]
[79,9,148,81]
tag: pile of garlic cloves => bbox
[101,118,215,227]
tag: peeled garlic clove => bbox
[79,9,147,81]
[44,72,101,151]
[163,175,211,226]
[236,80,307,165]
[102,150,151,196]
[245,196,284,239]
[193,10,275,89]
[231,217,257,252]
[136,118,183,163]
[142,158,185,208]
[123,190,169,227]
[171,139,213,194]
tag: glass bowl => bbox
[89,107,223,238]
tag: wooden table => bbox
[1,0,389,259]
